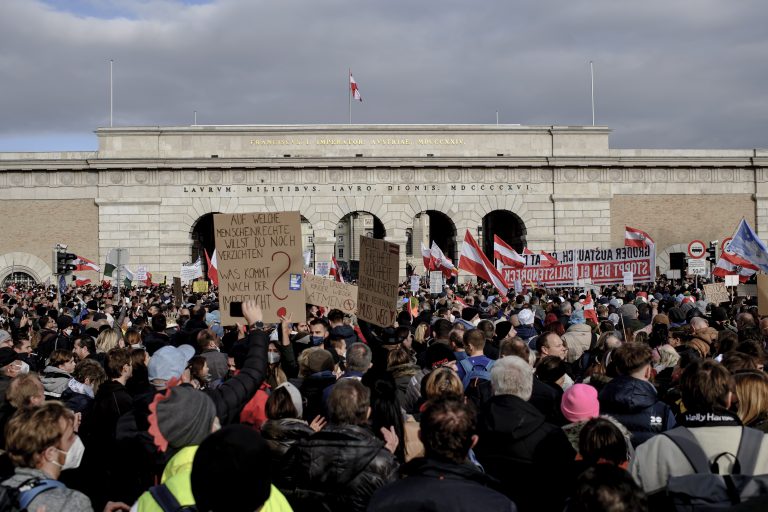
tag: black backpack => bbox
[148,483,197,512]
[0,477,65,512]
[661,426,768,511]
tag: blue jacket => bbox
[599,375,676,447]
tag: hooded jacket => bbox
[368,457,516,512]
[562,323,593,363]
[278,424,398,512]
[40,366,73,399]
[474,394,575,512]
[599,375,676,446]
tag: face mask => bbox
[267,352,281,364]
[54,435,85,470]
[18,361,29,375]
[310,336,324,346]
[448,314,455,323]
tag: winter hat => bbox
[651,314,670,326]
[148,345,195,382]
[0,330,11,345]
[307,349,335,374]
[668,307,686,324]
[0,347,18,368]
[148,384,217,452]
[560,384,600,423]
[191,425,272,512]
[710,307,728,323]
[518,309,535,326]
[330,325,358,346]
[425,343,457,370]
[494,321,513,340]
[56,315,73,330]
[276,382,303,418]
[620,304,639,319]
[607,313,620,326]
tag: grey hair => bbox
[490,356,533,400]
[560,302,573,315]
[345,342,372,372]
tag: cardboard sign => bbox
[135,265,148,282]
[192,280,209,293]
[703,283,729,305]
[724,275,740,287]
[357,236,400,327]
[304,274,358,315]
[214,211,305,324]
[429,271,443,294]
[410,275,420,293]
[759,275,768,316]
[623,272,634,286]
[172,277,183,307]
[501,246,654,288]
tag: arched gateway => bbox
[0,124,760,282]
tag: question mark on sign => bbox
[272,251,291,300]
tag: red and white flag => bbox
[144,272,153,287]
[350,72,362,102]
[493,235,525,268]
[421,243,435,271]
[74,255,100,272]
[523,247,534,255]
[431,241,458,278]
[330,257,344,283]
[204,248,219,287]
[625,226,655,248]
[713,251,758,282]
[458,230,509,295]
[540,250,559,268]
[74,277,91,287]
[582,291,598,324]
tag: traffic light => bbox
[706,241,718,263]
[56,251,77,276]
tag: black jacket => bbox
[261,418,315,467]
[368,457,516,512]
[475,394,575,512]
[599,375,676,446]
[278,424,398,512]
[142,331,171,356]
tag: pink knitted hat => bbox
[561,383,600,423]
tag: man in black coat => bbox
[368,397,516,512]
[278,378,398,512]
[474,356,575,512]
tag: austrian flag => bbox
[625,226,654,248]
[350,73,362,102]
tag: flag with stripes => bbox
[458,230,509,295]
[493,235,525,268]
[625,226,655,248]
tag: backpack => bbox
[661,426,768,511]
[0,477,65,512]
[148,483,197,512]
[459,358,495,409]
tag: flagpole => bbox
[590,60,595,126]
[110,59,114,127]
[348,68,352,125]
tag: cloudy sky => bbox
[0,0,766,151]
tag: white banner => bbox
[180,259,203,284]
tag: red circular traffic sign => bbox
[722,237,735,256]
[688,240,706,259]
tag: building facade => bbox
[0,124,764,285]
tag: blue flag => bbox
[58,274,67,292]
[728,219,768,273]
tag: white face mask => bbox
[18,361,29,375]
[267,352,281,364]
[54,435,85,470]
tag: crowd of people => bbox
[0,274,767,511]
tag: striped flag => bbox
[204,248,219,287]
[582,291,598,324]
[74,255,100,272]
[431,241,458,278]
[729,218,768,273]
[421,243,434,271]
[330,257,344,283]
[493,235,525,268]
[458,230,509,295]
[625,226,655,248]
[350,72,362,102]
[540,250,559,268]
[713,250,758,282]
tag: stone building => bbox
[0,124,763,285]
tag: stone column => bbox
[385,227,409,282]
[312,234,336,275]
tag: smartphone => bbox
[230,302,243,318]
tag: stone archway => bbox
[656,243,688,274]
[481,210,528,259]
[0,252,52,284]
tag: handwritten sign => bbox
[214,211,304,324]
[429,271,443,294]
[304,274,358,315]
[357,236,400,327]
[410,275,420,293]
[192,280,209,293]
[136,265,148,282]
[180,259,203,284]
[703,283,729,305]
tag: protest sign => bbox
[501,246,654,288]
[172,277,182,307]
[703,283,729,305]
[180,259,203,284]
[724,275,739,287]
[357,236,400,327]
[135,265,148,282]
[623,272,634,286]
[192,280,209,293]
[429,271,443,294]
[759,275,768,316]
[214,211,305,324]
[738,284,757,297]
[304,274,358,315]
[410,275,420,293]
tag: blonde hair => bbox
[657,345,680,369]
[424,367,463,401]
[96,329,120,353]
[5,401,74,468]
[413,323,429,345]
[735,371,768,426]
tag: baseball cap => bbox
[148,344,195,382]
